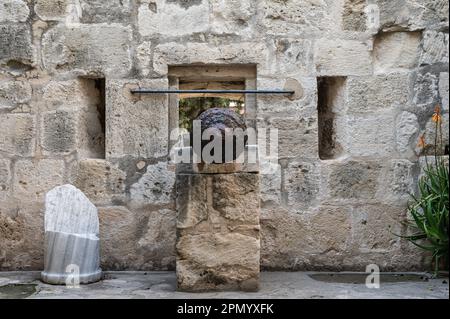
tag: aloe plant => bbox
[404,158,449,275]
[402,105,449,275]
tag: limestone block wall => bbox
[0,0,448,271]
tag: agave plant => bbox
[402,105,449,275]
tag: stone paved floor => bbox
[0,272,448,299]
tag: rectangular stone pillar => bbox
[176,163,260,292]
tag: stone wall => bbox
[0,0,448,271]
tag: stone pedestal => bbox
[176,162,260,292]
[41,184,102,285]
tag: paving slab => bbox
[0,272,448,299]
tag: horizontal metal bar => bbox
[130,89,295,94]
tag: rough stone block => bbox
[412,68,440,111]
[0,159,11,200]
[395,111,419,154]
[0,113,35,156]
[440,73,449,112]
[326,160,381,202]
[41,108,104,158]
[306,205,352,255]
[13,159,65,202]
[0,0,29,22]
[212,174,260,225]
[314,39,372,76]
[136,208,177,270]
[377,159,416,206]
[176,171,260,291]
[41,79,101,111]
[130,162,175,207]
[270,39,315,77]
[343,112,396,157]
[34,0,69,21]
[177,233,260,292]
[41,110,77,154]
[98,206,136,269]
[351,204,403,252]
[419,31,449,66]
[374,32,421,73]
[261,116,319,159]
[153,42,269,76]
[72,159,126,205]
[346,74,412,113]
[284,161,321,210]
[376,0,448,31]
[79,0,131,23]
[0,79,32,111]
[138,0,209,37]
[342,0,367,31]
[259,0,340,35]
[0,23,33,64]
[42,185,102,284]
[106,79,169,159]
[42,23,132,77]
[210,0,256,36]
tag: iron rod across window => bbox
[130,89,295,95]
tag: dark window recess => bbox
[317,77,346,160]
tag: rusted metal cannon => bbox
[192,108,248,163]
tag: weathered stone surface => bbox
[342,0,367,31]
[106,79,168,159]
[344,112,396,157]
[72,160,126,205]
[79,0,131,23]
[212,174,259,224]
[412,68,440,112]
[210,0,256,36]
[346,73,412,112]
[0,0,29,22]
[440,73,449,111]
[374,32,421,73]
[419,31,449,66]
[284,161,321,210]
[138,0,209,37]
[177,233,260,292]
[136,41,152,77]
[326,160,381,202]
[0,208,45,270]
[34,0,69,21]
[271,39,315,77]
[395,111,419,154]
[424,112,449,155]
[377,159,415,206]
[261,116,318,159]
[42,185,102,284]
[13,159,65,202]
[0,80,32,111]
[130,162,175,206]
[137,208,177,270]
[260,162,282,205]
[153,42,269,76]
[0,114,35,156]
[0,159,10,200]
[98,206,137,270]
[351,204,403,252]
[41,79,101,111]
[0,23,33,64]
[41,108,104,158]
[314,39,372,76]
[42,24,132,77]
[259,0,341,35]
[375,0,448,31]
